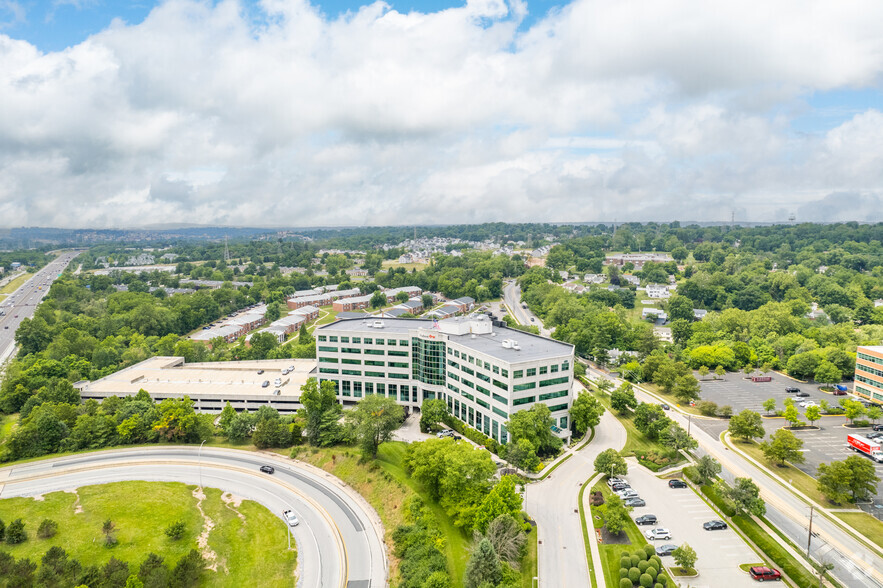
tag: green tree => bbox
[672,543,697,571]
[6,518,26,544]
[419,398,449,433]
[667,295,694,322]
[300,378,342,446]
[728,409,765,441]
[719,477,765,516]
[219,401,236,431]
[610,384,637,414]
[464,538,502,588]
[805,405,822,426]
[348,394,405,458]
[502,438,540,472]
[482,514,526,565]
[594,448,628,478]
[603,494,631,535]
[570,391,605,437]
[714,365,726,378]
[762,398,776,415]
[506,404,562,457]
[633,403,672,440]
[37,518,58,539]
[843,455,880,502]
[696,455,721,484]
[164,520,186,540]
[473,476,523,532]
[170,549,204,587]
[673,375,701,403]
[661,423,697,451]
[868,406,883,424]
[842,398,866,424]
[698,365,710,378]
[814,360,842,385]
[297,323,313,345]
[138,553,169,588]
[265,302,282,322]
[782,404,804,428]
[370,291,387,309]
[816,460,854,504]
[126,575,145,588]
[760,429,805,466]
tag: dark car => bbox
[785,387,800,394]
[635,514,657,526]
[874,424,883,432]
[259,465,275,474]
[660,403,670,411]
[749,566,781,581]
[611,482,630,491]
[668,479,687,488]
[624,497,646,507]
[703,520,728,531]
[261,380,270,388]
[655,544,677,557]
[795,391,810,397]
[257,369,264,374]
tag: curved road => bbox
[0,447,386,588]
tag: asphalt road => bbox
[0,447,387,588]
[0,250,82,364]
[585,363,883,588]
[502,281,551,336]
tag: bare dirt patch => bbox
[221,492,246,521]
[192,486,223,572]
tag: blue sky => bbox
[0,0,881,227]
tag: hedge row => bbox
[442,415,502,455]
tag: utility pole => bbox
[807,505,815,557]
[687,413,692,436]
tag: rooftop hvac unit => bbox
[513,345,521,351]
[373,320,385,328]
[471,334,477,339]
[502,339,513,349]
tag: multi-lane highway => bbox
[0,447,387,588]
[0,250,82,365]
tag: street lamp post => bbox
[198,440,206,490]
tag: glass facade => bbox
[412,338,446,386]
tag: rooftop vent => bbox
[372,320,385,329]
[502,339,513,349]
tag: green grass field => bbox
[0,272,31,295]
[833,511,883,550]
[0,413,17,445]
[0,481,296,586]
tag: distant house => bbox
[874,299,883,308]
[621,275,640,286]
[451,296,475,313]
[645,284,671,299]
[642,308,668,322]
[584,274,605,284]
[562,281,585,294]
[346,268,369,277]
[693,309,708,320]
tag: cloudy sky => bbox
[0,0,882,228]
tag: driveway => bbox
[392,413,433,443]
[624,460,760,588]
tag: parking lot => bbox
[690,372,883,499]
[623,460,760,588]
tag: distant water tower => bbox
[788,213,796,225]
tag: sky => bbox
[0,0,882,229]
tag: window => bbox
[462,379,475,389]
[493,365,499,374]
[365,371,385,378]
[462,366,474,376]
[448,360,460,368]
[562,361,570,371]
[341,347,361,354]
[318,335,327,342]
[389,350,409,357]
[389,373,409,379]
[342,358,361,365]
[477,372,490,382]
[462,391,475,401]
[513,396,535,405]
[364,338,372,344]
[342,380,351,396]
[329,336,338,342]
[448,372,460,381]
[493,407,508,419]
[399,340,408,345]
[352,337,361,344]
[341,337,349,343]
[389,384,397,398]
[492,393,507,405]
[539,366,548,375]
[375,339,384,345]
[526,368,536,377]
[501,369,508,377]
[548,403,568,412]
[483,361,490,370]
[540,376,569,387]
[365,382,373,395]
[550,364,559,373]
[513,370,523,378]
[318,346,338,352]
[319,357,338,363]
[388,361,409,368]
[493,379,508,391]
[476,398,489,409]
[365,360,384,366]
[354,381,362,397]
[454,350,460,358]
[387,340,396,346]
[539,389,568,401]
[342,369,361,376]
[476,385,490,396]
[514,382,536,392]
[319,367,339,374]
[365,349,384,355]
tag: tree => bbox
[762,398,776,415]
[0,518,5,541]
[816,460,854,504]
[728,409,765,441]
[814,360,842,385]
[103,519,118,547]
[219,401,236,431]
[422,294,433,309]
[570,391,605,437]
[297,323,313,345]
[661,423,697,452]
[265,301,282,322]
[672,543,697,571]
[610,384,637,414]
[805,405,822,426]
[251,408,290,449]
[869,406,883,424]
[370,291,387,309]
[503,438,540,472]
[843,455,880,502]
[719,477,765,516]
[300,378,342,446]
[139,553,169,588]
[698,365,710,378]
[473,476,523,532]
[667,295,694,322]
[842,399,866,424]
[506,404,562,457]
[673,375,701,404]
[696,455,721,484]
[420,398,449,433]
[170,549,204,587]
[37,518,58,539]
[632,403,672,440]
[6,518,26,544]
[714,365,726,378]
[782,404,804,428]
[603,494,631,535]
[464,538,502,588]
[594,448,628,478]
[126,576,145,588]
[226,411,254,442]
[348,394,404,458]
[165,520,186,540]
[761,429,805,466]
[481,514,526,565]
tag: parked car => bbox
[832,388,848,396]
[645,528,672,540]
[607,477,627,487]
[749,566,782,581]
[610,482,630,491]
[800,400,817,409]
[260,465,275,474]
[274,378,282,386]
[635,514,657,526]
[795,391,810,397]
[660,403,670,411]
[873,424,883,432]
[703,520,728,531]
[668,479,687,488]
[785,387,800,394]
[616,489,639,499]
[257,369,264,375]
[625,498,646,507]
[262,380,270,388]
[655,544,677,556]
[282,509,299,527]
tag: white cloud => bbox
[0,0,882,227]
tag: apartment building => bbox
[855,346,883,403]
[315,315,574,445]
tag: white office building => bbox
[315,315,574,445]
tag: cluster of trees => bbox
[403,439,523,532]
[615,544,673,588]
[0,546,204,588]
[392,497,452,588]
[0,249,52,273]
[817,455,880,504]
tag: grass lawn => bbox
[0,412,17,445]
[521,526,538,588]
[382,260,429,271]
[731,438,856,509]
[0,272,31,295]
[638,382,704,416]
[832,511,883,550]
[0,481,295,586]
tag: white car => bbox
[274,378,282,386]
[645,528,672,540]
[283,509,299,527]
[607,477,628,488]
[616,489,639,500]
[800,400,817,409]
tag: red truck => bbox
[847,434,883,463]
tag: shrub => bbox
[37,519,58,539]
[620,579,633,588]
[643,544,656,559]
[645,565,658,579]
[620,557,631,570]
[640,573,654,588]
[637,547,648,561]
[0,519,4,541]
[638,560,650,573]
[629,567,641,583]
[650,555,662,568]
[6,519,26,544]
[620,567,630,578]
[697,400,718,416]
[646,559,659,574]
[655,584,665,588]
[164,520,186,540]
[630,554,640,567]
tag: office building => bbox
[855,346,883,403]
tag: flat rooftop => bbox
[319,317,573,363]
[76,356,316,400]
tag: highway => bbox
[0,250,82,365]
[584,363,883,588]
[0,447,387,588]
[502,281,551,336]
